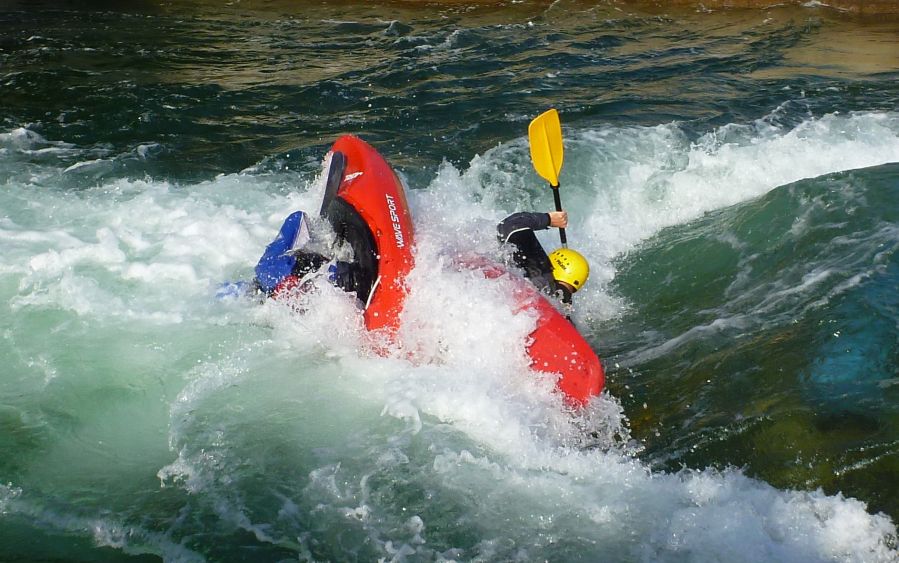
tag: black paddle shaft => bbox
[551,185,567,246]
[319,151,347,217]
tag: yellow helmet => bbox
[548,248,589,292]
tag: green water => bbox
[1,1,898,561]
[607,164,899,508]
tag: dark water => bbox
[1,1,898,561]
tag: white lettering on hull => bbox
[385,194,405,249]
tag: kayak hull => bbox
[456,256,605,405]
[517,281,605,405]
[323,135,415,334]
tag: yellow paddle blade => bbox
[528,108,564,187]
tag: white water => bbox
[2,110,899,561]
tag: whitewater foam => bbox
[2,111,898,560]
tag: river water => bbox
[1,1,898,561]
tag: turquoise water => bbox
[1,2,898,561]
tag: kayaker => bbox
[217,210,363,300]
[497,210,589,304]
[255,210,367,298]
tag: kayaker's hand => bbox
[548,210,568,229]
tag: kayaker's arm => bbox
[497,212,549,241]
[497,211,559,291]
[496,211,568,241]
[328,260,362,295]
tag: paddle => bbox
[319,150,346,218]
[528,108,567,247]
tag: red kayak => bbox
[455,256,605,406]
[321,135,415,335]
[321,135,604,405]
[512,280,605,405]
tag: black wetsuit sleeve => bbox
[496,212,556,290]
[292,253,327,278]
[329,260,362,295]
[496,212,552,242]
